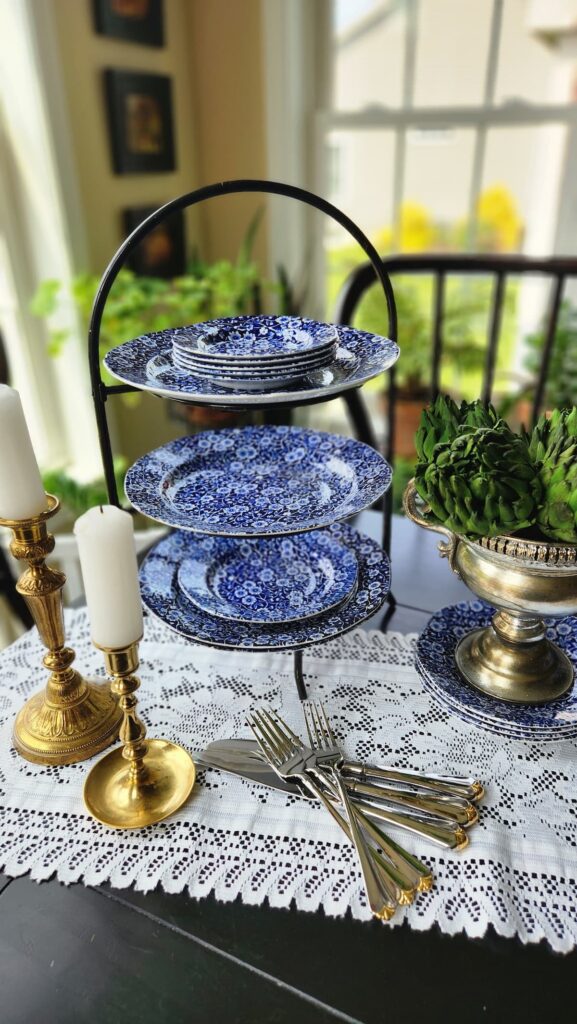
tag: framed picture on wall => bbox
[92,0,164,47]
[122,206,186,278]
[104,70,175,174]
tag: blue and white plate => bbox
[124,425,392,537]
[171,367,310,393]
[139,522,390,651]
[177,531,358,624]
[416,601,577,740]
[172,351,332,373]
[172,347,334,369]
[103,325,399,407]
[171,316,338,361]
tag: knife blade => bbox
[193,749,312,798]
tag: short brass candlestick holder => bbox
[83,638,195,829]
[1,494,123,764]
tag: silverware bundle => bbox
[195,701,484,922]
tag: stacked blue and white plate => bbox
[128,425,393,651]
[171,317,338,392]
[416,601,577,741]
[109,313,399,656]
[104,314,399,406]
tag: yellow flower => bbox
[399,202,435,253]
[477,184,523,251]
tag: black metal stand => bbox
[293,650,307,701]
[87,179,398,699]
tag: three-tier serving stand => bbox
[88,179,398,700]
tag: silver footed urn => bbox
[404,479,577,705]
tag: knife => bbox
[194,747,474,845]
[202,738,484,804]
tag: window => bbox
[294,0,577,457]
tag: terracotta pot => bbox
[180,406,245,430]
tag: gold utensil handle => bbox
[344,761,484,803]
[313,767,428,897]
[360,801,468,850]
[330,772,403,918]
[348,780,479,826]
[298,770,397,920]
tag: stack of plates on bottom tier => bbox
[139,522,391,651]
[415,600,577,741]
[171,315,338,391]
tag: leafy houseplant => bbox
[523,300,577,412]
[30,220,264,388]
[344,277,489,458]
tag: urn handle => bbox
[402,479,460,576]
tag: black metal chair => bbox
[334,253,577,559]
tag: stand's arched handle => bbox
[88,179,398,507]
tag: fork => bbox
[302,702,433,893]
[303,701,478,828]
[297,703,468,850]
[247,710,399,921]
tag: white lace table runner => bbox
[1,609,577,953]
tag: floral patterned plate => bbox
[416,600,577,740]
[139,522,390,651]
[103,324,399,407]
[170,315,338,361]
[124,425,392,537]
[177,530,358,624]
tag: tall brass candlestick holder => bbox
[0,494,123,764]
[83,638,195,828]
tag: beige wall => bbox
[51,0,202,273]
[49,0,270,459]
[51,0,269,271]
[188,0,268,268]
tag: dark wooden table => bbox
[1,513,574,1024]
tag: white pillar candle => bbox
[0,385,48,521]
[74,505,144,649]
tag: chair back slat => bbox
[430,272,445,401]
[531,274,565,425]
[481,271,506,404]
[336,253,577,558]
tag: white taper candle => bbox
[74,505,144,649]
[0,385,48,521]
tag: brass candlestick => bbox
[0,494,123,764]
[83,639,195,828]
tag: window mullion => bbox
[467,0,504,249]
[392,0,418,249]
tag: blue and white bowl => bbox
[177,530,358,625]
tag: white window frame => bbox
[318,0,577,257]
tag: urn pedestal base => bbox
[455,615,574,705]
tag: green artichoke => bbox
[529,407,577,542]
[415,394,500,462]
[459,398,500,432]
[415,395,460,461]
[415,424,542,538]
